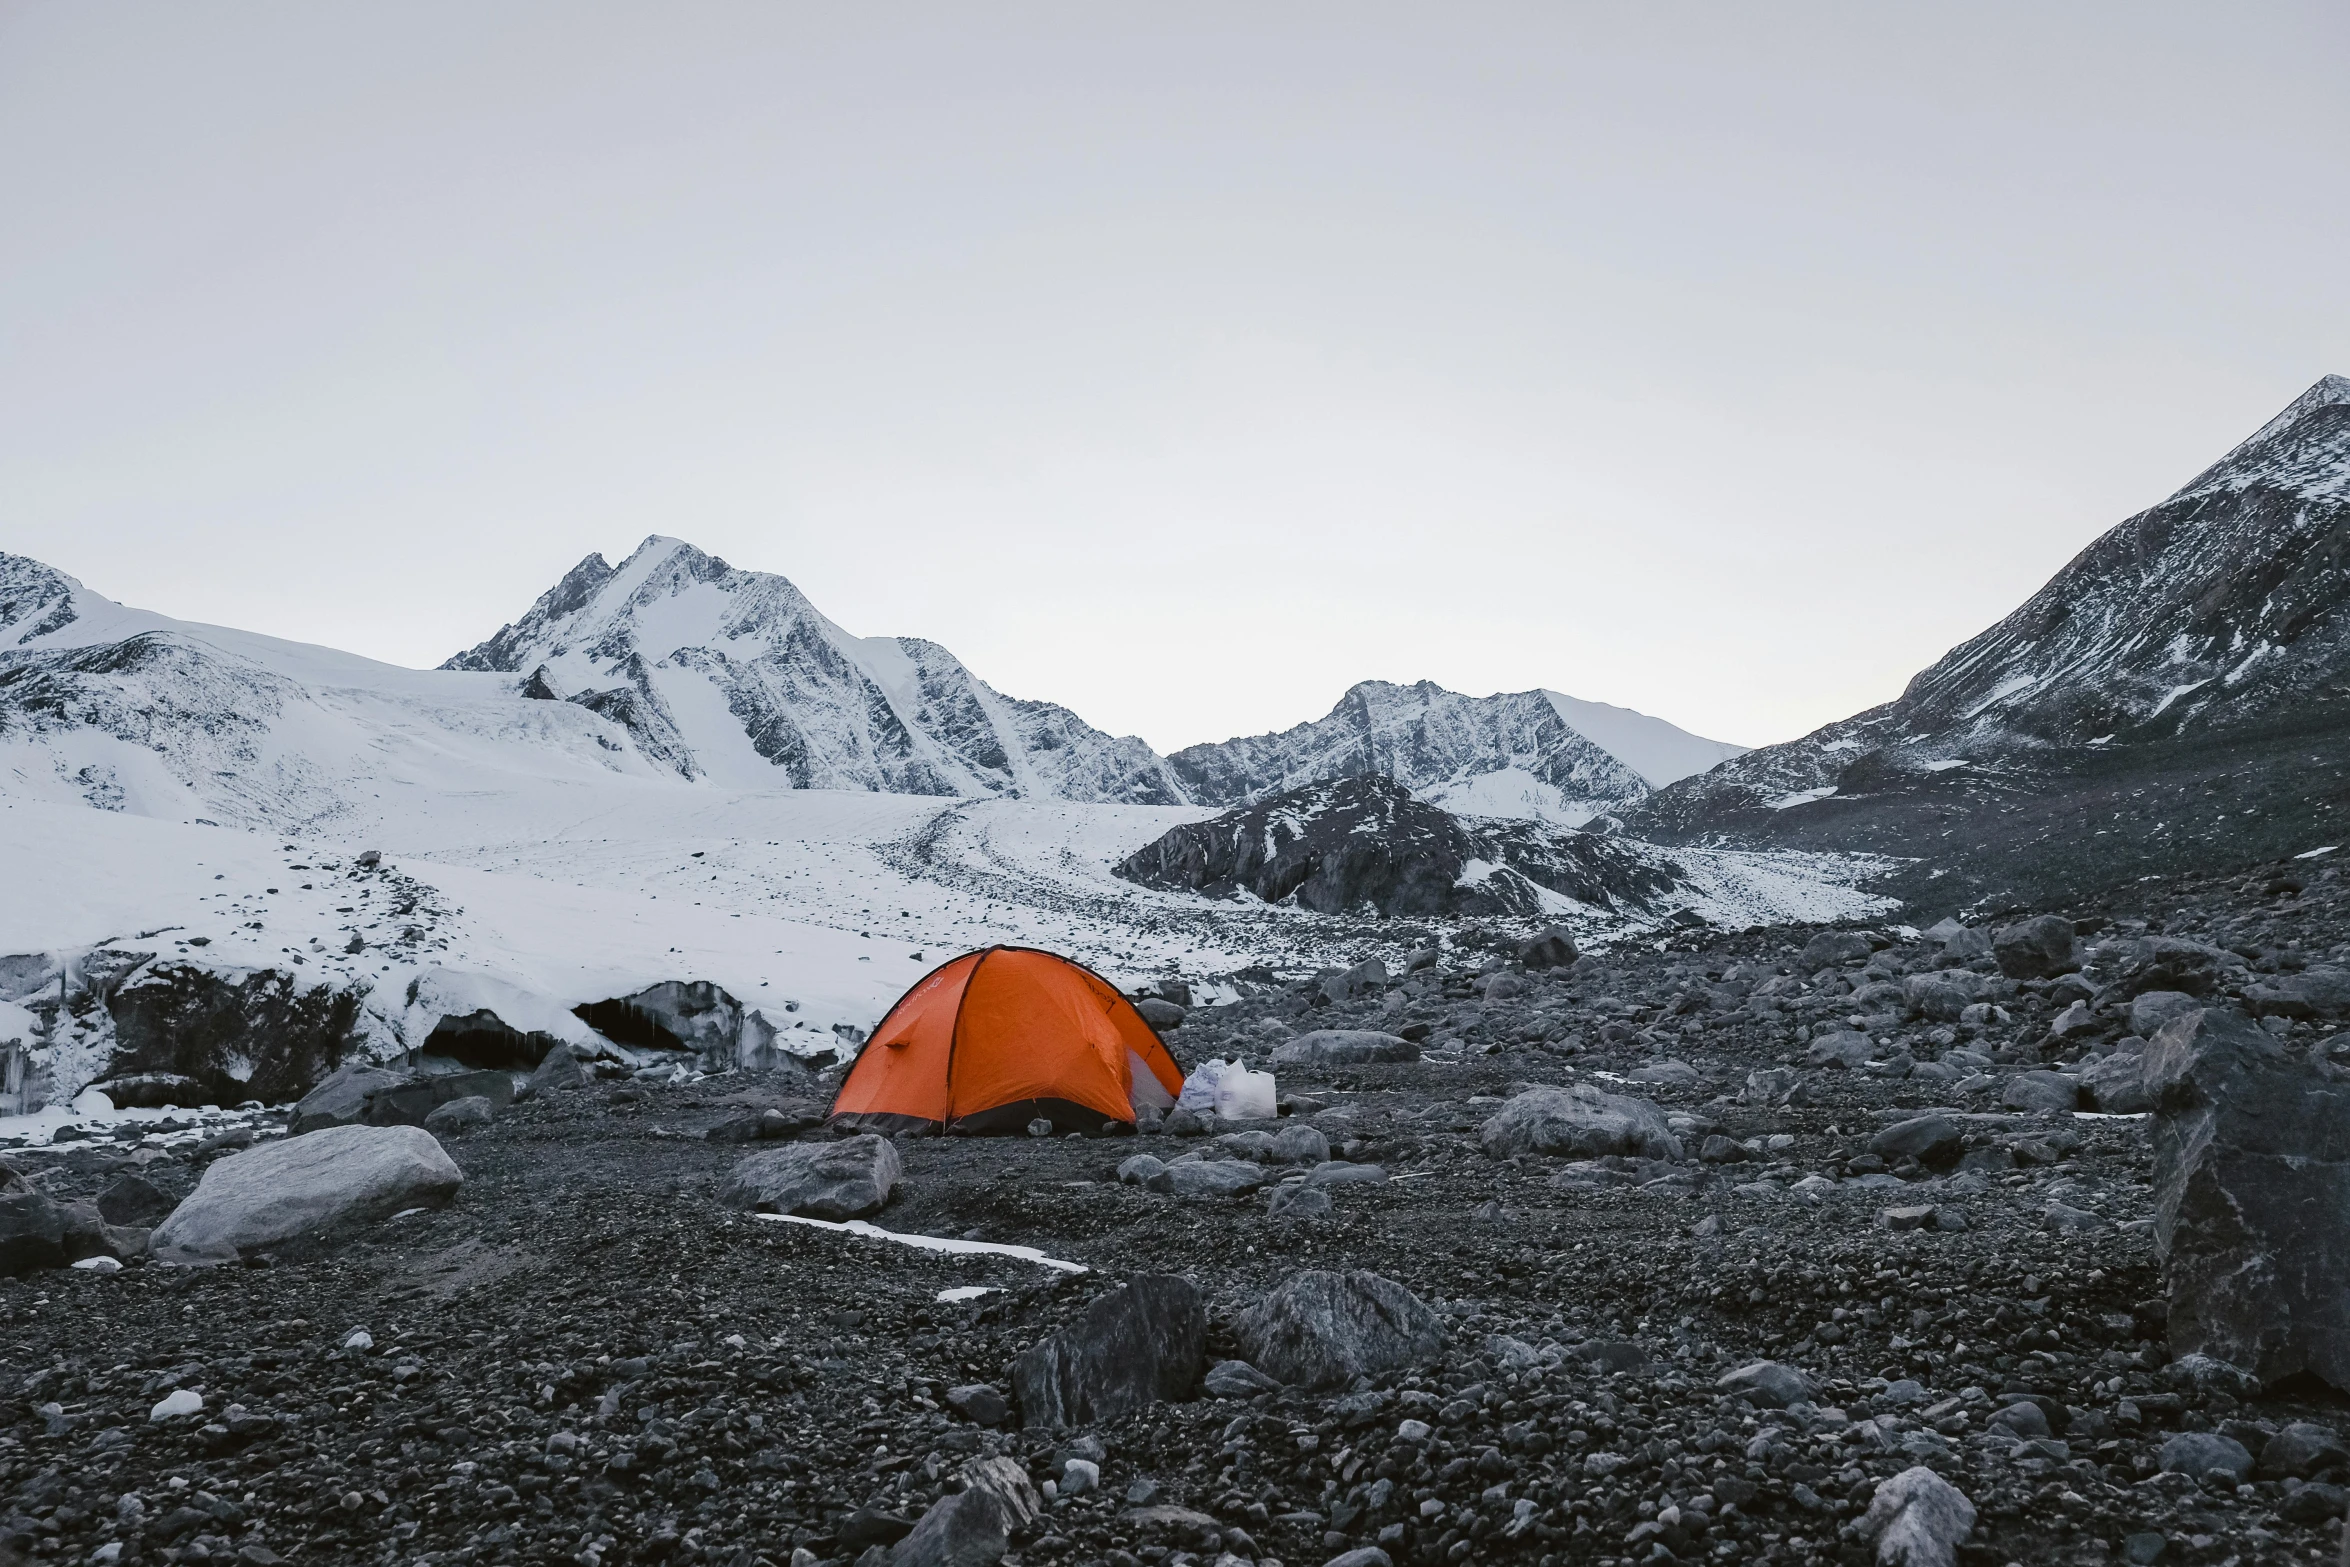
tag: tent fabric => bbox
[827,947,1187,1137]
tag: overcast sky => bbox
[3,4,2344,753]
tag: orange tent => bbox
[828,947,1186,1137]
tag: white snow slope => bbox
[0,550,1885,1115]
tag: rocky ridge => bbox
[1628,375,2350,911]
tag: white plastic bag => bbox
[1175,1058,1228,1114]
[1214,1065,1277,1122]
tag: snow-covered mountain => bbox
[444,536,1185,803]
[1167,679,1745,825]
[1631,374,2350,872]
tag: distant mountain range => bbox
[0,534,1738,831]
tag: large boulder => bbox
[149,1125,462,1257]
[1902,970,1988,1023]
[0,1184,66,1277]
[2246,967,2350,1022]
[717,1134,900,1220]
[1132,997,1187,1030]
[1869,1115,1964,1167]
[1010,1275,1206,1427]
[1799,931,1873,970]
[288,1062,410,1135]
[1272,1030,1420,1068]
[1231,1269,1445,1389]
[1479,1084,1680,1161]
[1991,915,2079,979]
[2146,1007,2350,1389]
[1517,929,1579,970]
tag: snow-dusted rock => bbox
[150,1124,463,1257]
[1854,1466,1975,1567]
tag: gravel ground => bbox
[5,858,2347,1567]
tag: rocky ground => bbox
[4,856,2348,1567]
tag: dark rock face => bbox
[2145,1007,2350,1389]
[1009,1275,1206,1428]
[419,1009,570,1071]
[107,962,366,1106]
[97,1174,174,1227]
[1113,773,1683,918]
[1231,1270,1446,1390]
[574,981,793,1074]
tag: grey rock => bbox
[1273,1030,1421,1068]
[1854,1465,1975,1567]
[1869,1114,1964,1167]
[1271,1122,1332,1164]
[2000,1071,2078,1113]
[287,1062,410,1135]
[1266,1184,1335,1222]
[1478,1083,1681,1161]
[2280,1484,2349,1524]
[2078,1048,2155,1113]
[1202,1359,1282,1397]
[1902,969,1988,1022]
[1321,958,1389,1004]
[2147,1006,2350,1390]
[706,1099,828,1143]
[1744,1066,1804,1106]
[1717,1360,1815,1408]
[2157,1430,2253,1482]
[888,1488,1005,1567]
[1133,997,1187,1030]
[361,1067,516,1129]
[717,1133,901,1220]
[1805,1031,1873,1069]
[1517,929,1579,970]
[0,1188,66,1276]
[943,1384,1009,1426]
[1302,1160,1389,1187]
[1116,1153,1166,1185]
[1232,1269,1446,1389]
[1800,931,1873,969]
[1626,1059,1699,1087]
[421,1095,494,1136]
[1010,1274,1205,1427]
[1320,1551,1394,1567]
[2044,1203,2110,1234]
[2129,991,2202,1038]
[1940,926,1993,963]
[2245,966,2350,1022]
[1146,1160,1270,1197]
[1992,914,2079,979]
[528,1042,593,1091]
[97,1173,175,1227]
[2259,1421,2350,1479]
[149,1124,462,1256]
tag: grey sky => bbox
[3,3,2344,753]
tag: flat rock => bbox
[1011,1275,1205,1427]
[1231,1269,1445,1390]
[717,1133,900,1220]
[1146,1160,1269,1197]
[1202,1359,1282,1397]
[1805,1031,1873,1069]
[422,1095,494,1136]
[2000,1071,2078,1113]
[1870,1114,1964,1167]
[287,1062,409,1135]
[1479,1083,1680,1161]
[1272,1030,1421,1068]
[149,1124,462,1256]
[1718,1360,1815,1408]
